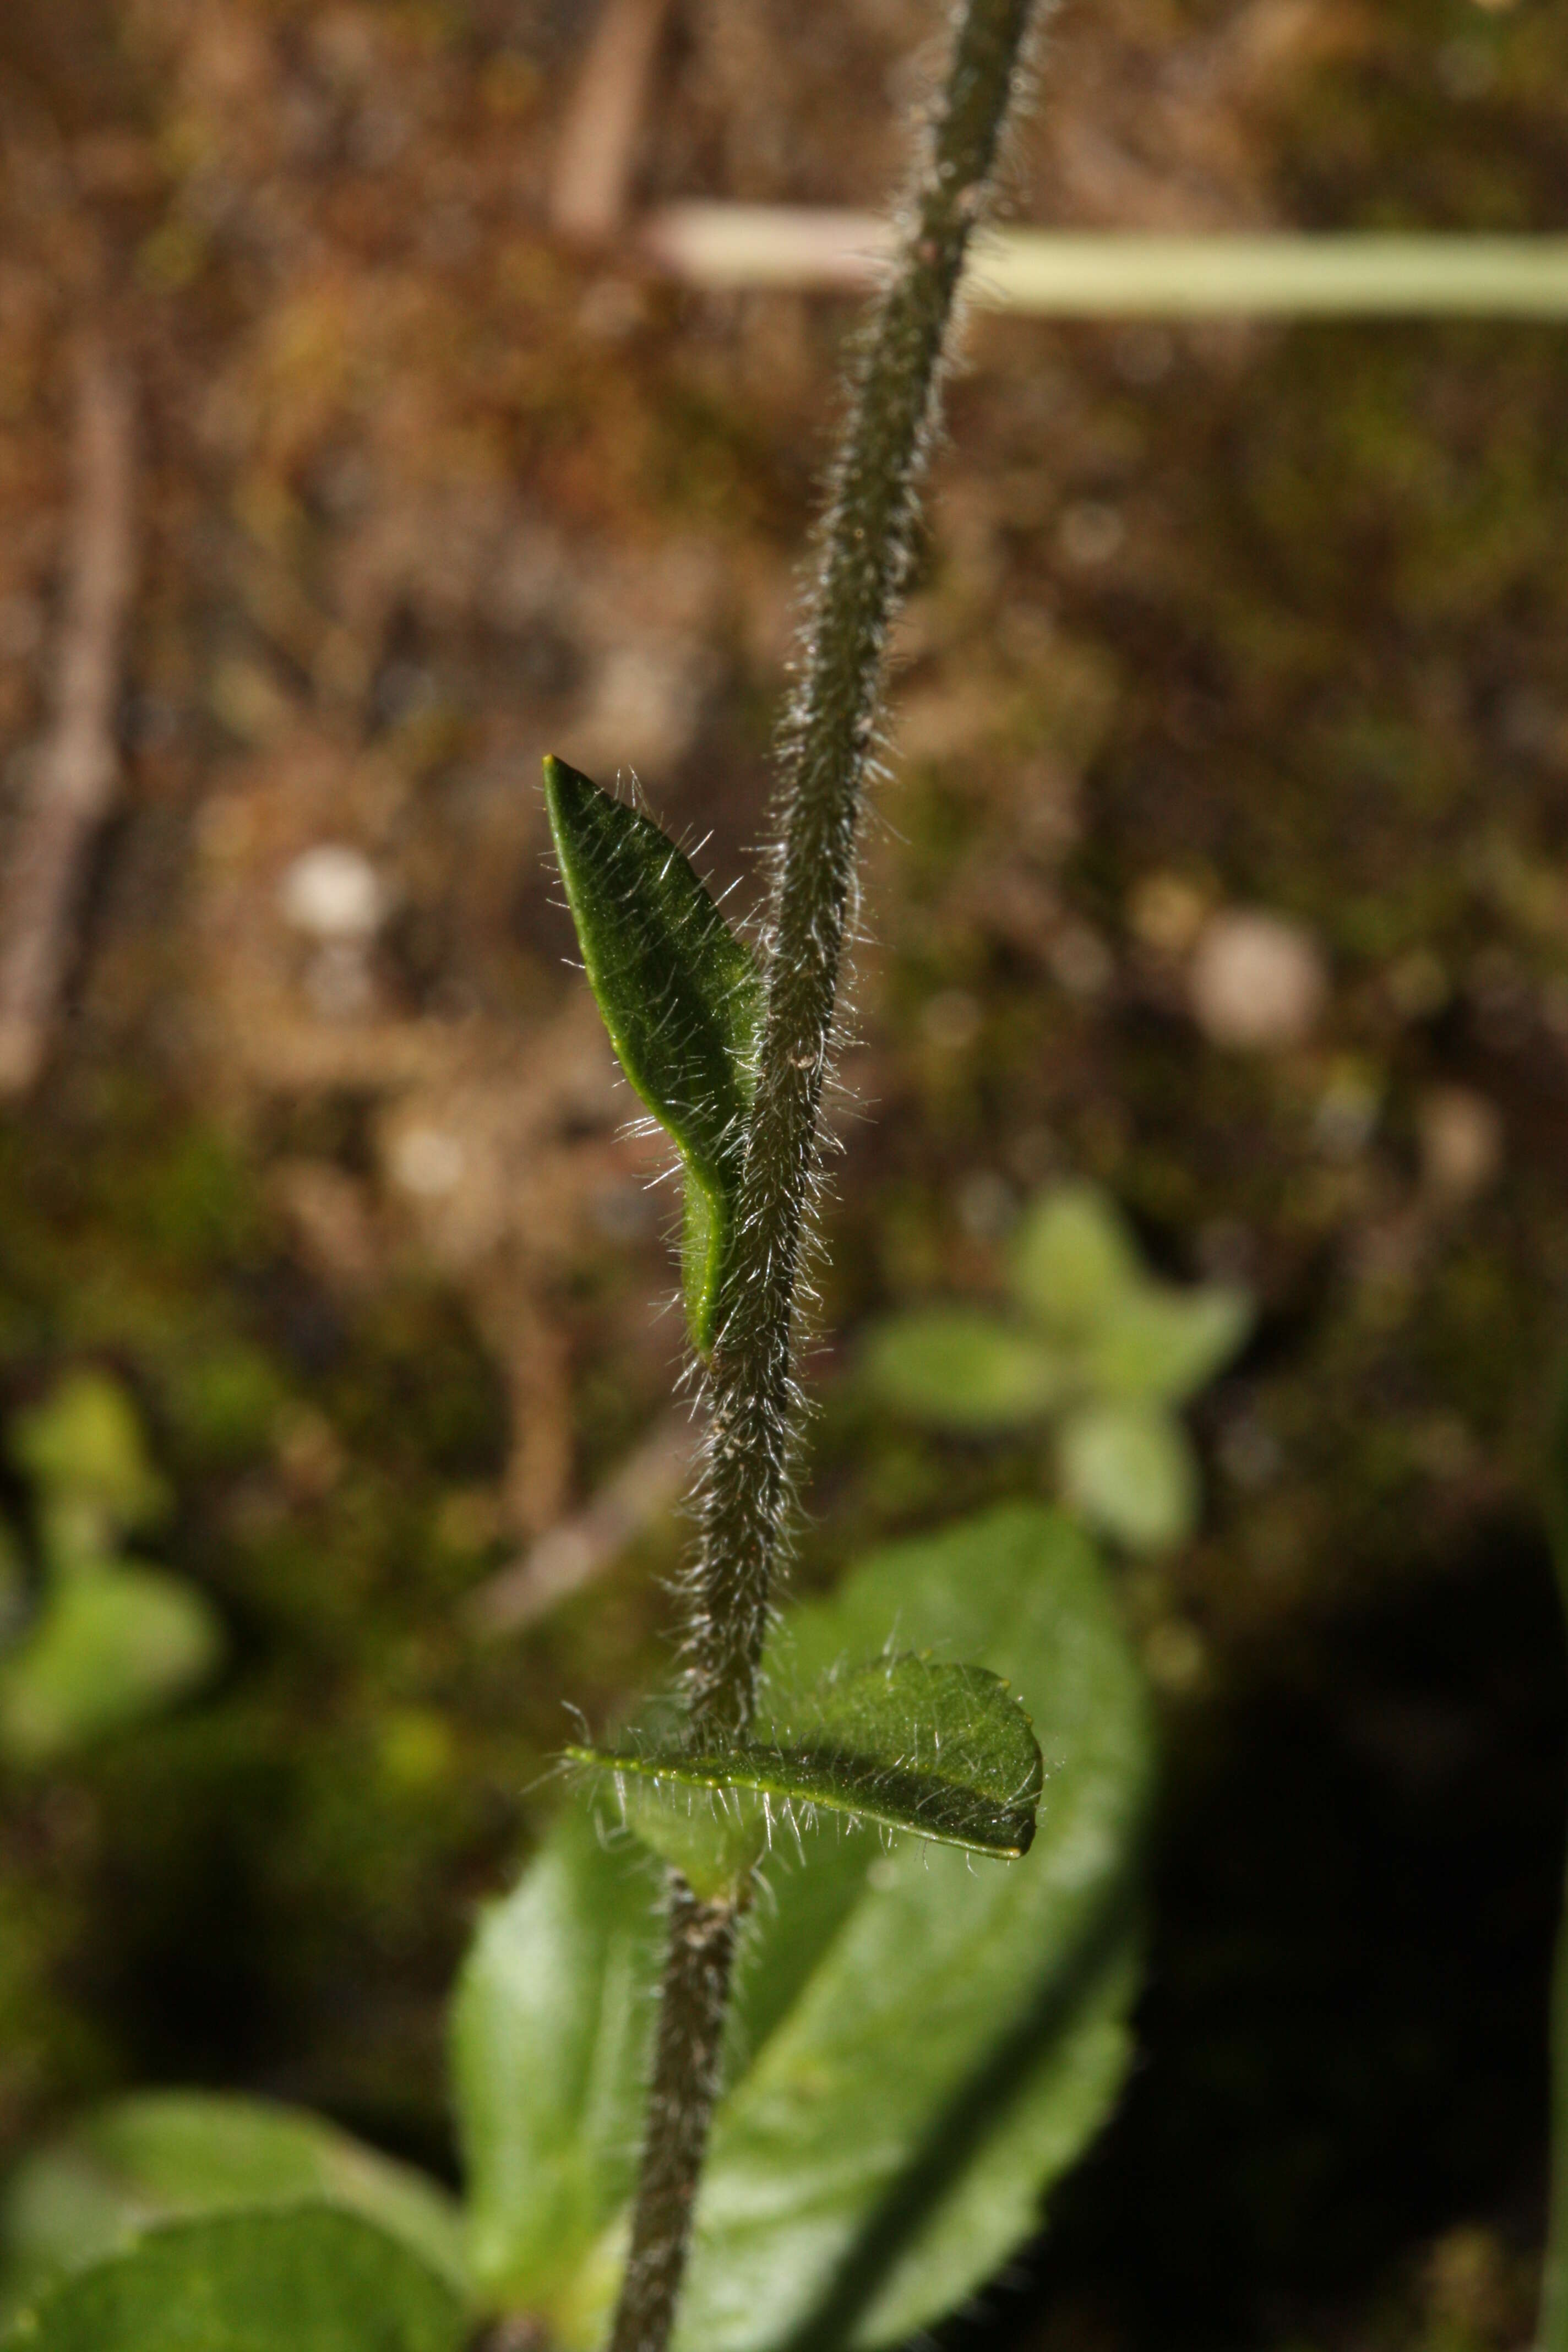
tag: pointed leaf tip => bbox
[542,755,762,1354]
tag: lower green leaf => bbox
[1056,1400,1199,1553]
[1008,1183,1144,1337]
[0,2092,467,2318]
[0,1566,224,1766]
[458,1505,1152,2352]
[0,2207,463,2352]
[11,1372,170,1554]
[671,1507,1151,2352]
[451,1807,662,2311]
[859,1310,1066,1432]
[1085,1281,1251,1405]
[838,1918,1142,2348]
[573,1656,1043,1874]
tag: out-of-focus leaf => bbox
[543,755,762,1354]
[839,1923,1141,2346]
[10,1373,168,1558]
[858,1310,1067,1431]
[0,2207,462,2352]
[468,1504,1151,2352]
[1086,1282,1251,1404]
[450,1805,662,2312]
[574,1657,1042,1878]
[0,1521,25,1649]
[0,2093,467,2317]
[1008,1184,1142,1337]
[1056,1402,1199,1554]
[0,1565,223,1766]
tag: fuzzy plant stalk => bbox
[605,4,1043,2350]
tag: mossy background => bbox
[0,1,1565,2346]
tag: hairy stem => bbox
[695,0,1039,1745]
[608,1883,739,2352]
[607,4,1041,2349]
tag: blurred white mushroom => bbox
[279,843,386,941]
[1190,907,1327,1051]
[279,845,387,1023]
[390,1126,468,1200]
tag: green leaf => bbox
[451,1805,662,2311]
[543,755,763,1354]
[459,1504,1152,2351]
[0,2207,462,2352]
[0,1521,25,1651]
[859,1310,1068,1432]
[573,1657,1043,1879]
[0,2093,467,2317]
[1056,1401,1199,1554]
[0,1566,224,1766]
[10,1374,168,1558]
[1086,1282,1251,1404]
[1009,1183,1142,1338]
[603,1763,766,1904]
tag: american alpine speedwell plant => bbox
[0,3,1156,2348]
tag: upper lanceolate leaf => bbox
[0,2207,462,2352]
[543,755,762,1352]
[573,1656,1042,1880]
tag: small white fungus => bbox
[279,844,386,941]
[1190,907,1327,1052]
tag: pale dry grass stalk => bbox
[0,329,136,1095]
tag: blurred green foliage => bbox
[0,1079,597,2175]
[862,1182,1251,1552]
[0,1496,1148,2352]
[0,1371,222,1768]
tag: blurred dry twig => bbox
[0,329,135,1093]
[465,1409,697,1636]
[551,0,673,246]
